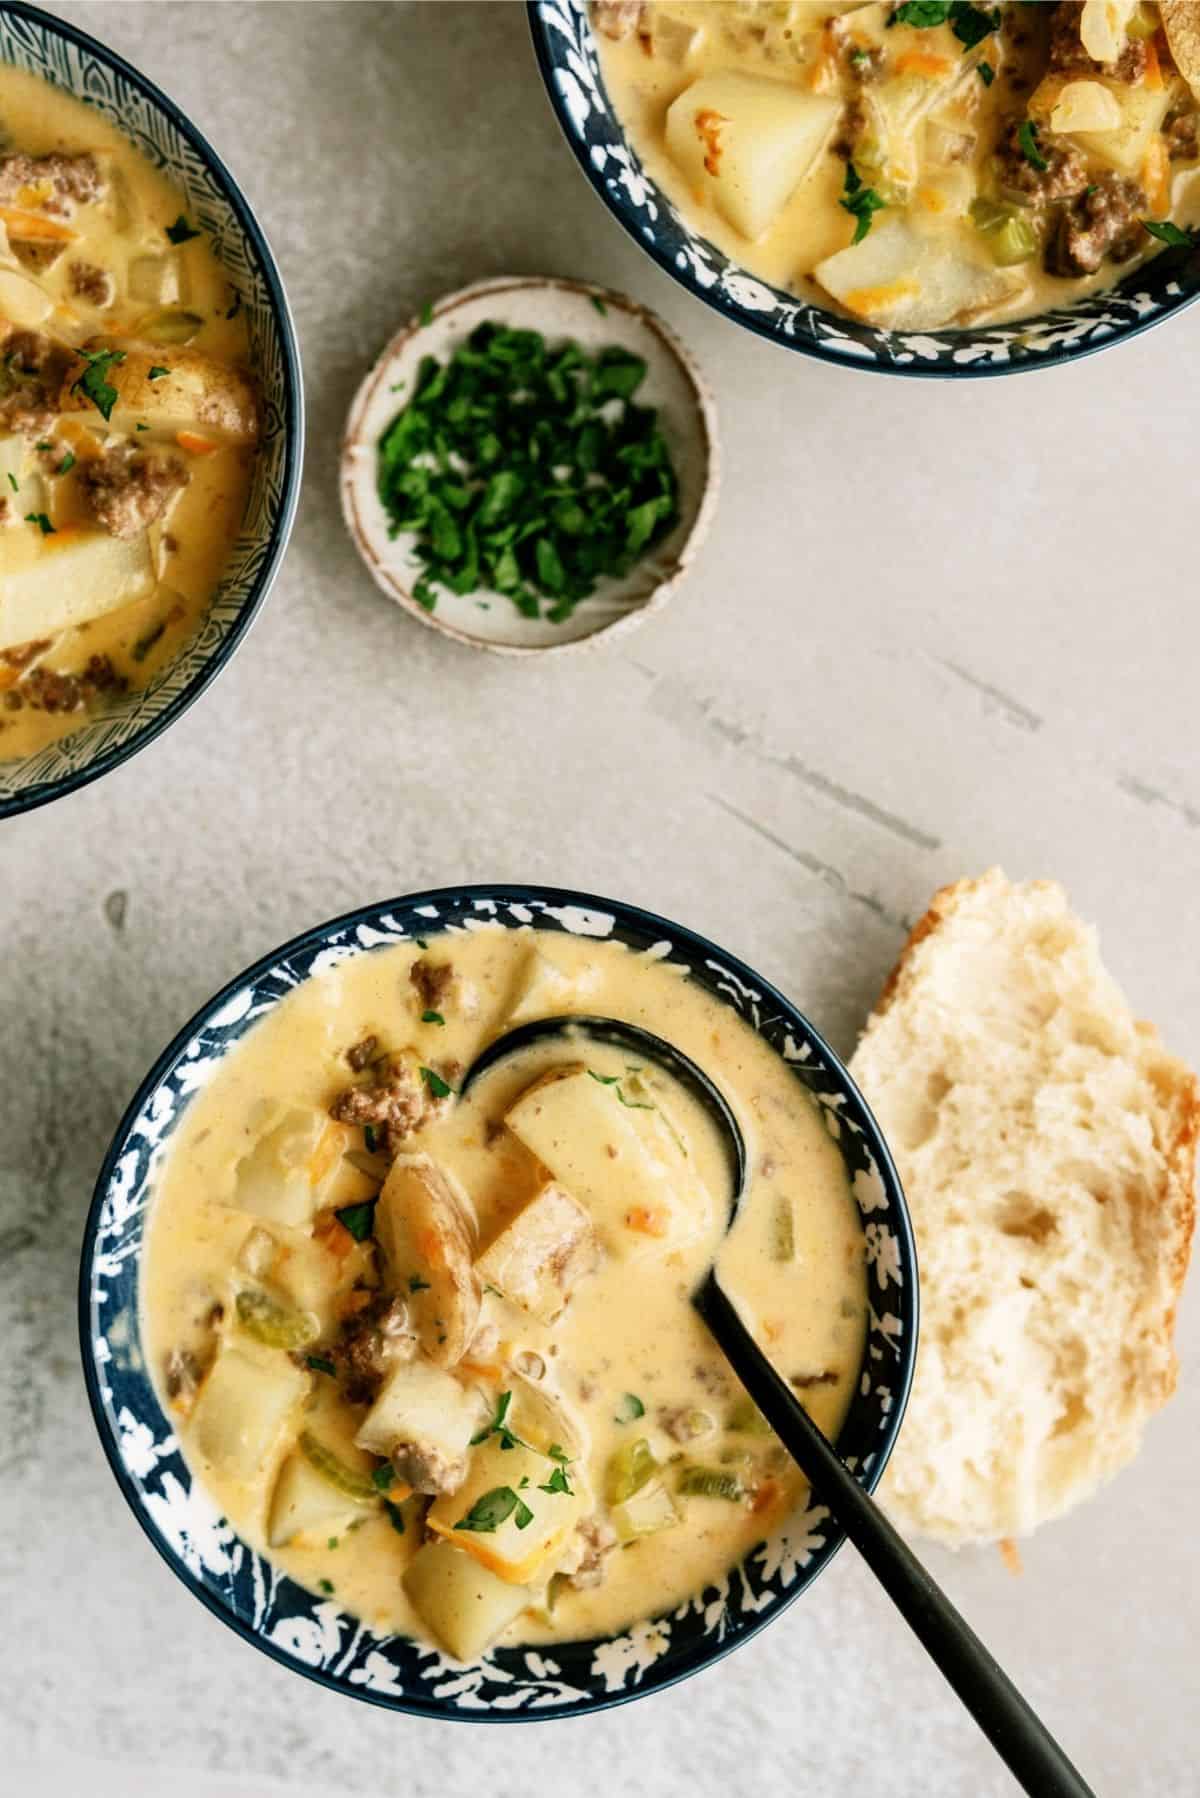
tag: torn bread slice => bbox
[849,869,1196,1547]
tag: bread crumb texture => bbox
[850,869,1198,1547]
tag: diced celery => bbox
[676,1464,746,1502]
[299,1430,382,1503]
[611,1480,679,1542]
[235,1286,320,1351]
[605,1437,659,1506]
[971,198,1039,266]
[726,1395,773,1436]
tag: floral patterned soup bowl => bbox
[527,0,1200,378]
[0,2,302,818]
[81,887,917,1719]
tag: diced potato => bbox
[650,9,705,62]
[506,1373,590,1463]
[815,216,1024,330]
[376,1154,480,1367]
[1080,0,1138,64]
[1050,79,1123,134]
[1072,79,1177,176]
[0,266,53,328]
[664,71,840,241]
[475,1181,597,1321]
[188,1340,309,1488]
[230,1108,345,1228]
[0,526,154,652]
[59,340,259,444]
[267,1450,371,1548]
[237,1220,371,1330]
[354,1357,483,1479]
[127,253,183,306]
[503,1066,710,1260]
[403,1540,535,1661]
[427,1436,585,1585]
[506,943,601,1025]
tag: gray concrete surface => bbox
[3,3,1199,1793]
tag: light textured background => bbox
[3,2,1199,1791]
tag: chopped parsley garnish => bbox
[539,1463,574,1497]
[327,1537,339,1549]
[616,1085,654,1111]
[363,1123,379,1153]
[1017,119,1048,172]
[135,423,149,432]
[147,365,170,381]
[335,1199,377,1242]
[589,294,608,314]
[372,1462,396,1490]
[25,512,54,535]
[414,937,429,950]
[471,1389,527,1450]
[840,161,886,245]
[615,1392,646,1424]
[383,1497,406,1534]
[318,1578,335,1594]
[306,1354,337,1376]
[978,58,995,84]
[419,299,434,326]
[376,321,680,623]
[71,346,126,422]
[421,1009,445,1025]
[456,1486,534,1533]
[420,1065,453,1099]
[587,1071,619,1085]
[166,215,201,244]
[35,440,51,450]
[889,0,998,44]
[57,449,76,473]
[1142,219,1197,248]
[408,1273,431,1292]
[5,472,15,492]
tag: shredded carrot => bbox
[693,108,728,177]
[895,50,953,77]
[384,1480,413,1504]
[335,1288,373,1320]
[750,1479,781,1516]
[308,1118,349,1188]
[175,429,219,456]
[1142,134,1171,216]
[0,668,19,693]
[0,205,76,242]
[459,1359,505,1382]
[844,278,920,316]
[624,1205,670,1237]
[1143,35,1162,90]
[998,1537,1024,1577]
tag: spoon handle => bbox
[695,1275,1096,1798]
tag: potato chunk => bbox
[1071,80,1177,177]
[0,526,154,652]
[815,217,1024,330]
[427,1436,585,1585]
[475,1181,597,1321]
[503,1066,711,1259]
[267,1449,372,1549]
[404,1540,535,1661]
[376,1154,480,1367]
[665,72,839,241]
[188,1341,309,1489]
[59,340,259,444]
[231,1108,345,1228]
[354,1358,483,1492]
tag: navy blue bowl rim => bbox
[0,0,304,821]
[79,882,919,1722]
[525,0,1200,381]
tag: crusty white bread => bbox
[849,869,1197,1547]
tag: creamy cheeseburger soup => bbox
[144,926,866,1659]
[594,1,1200,332]
[0,66,259,758]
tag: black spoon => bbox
[464,1016,1096,1798]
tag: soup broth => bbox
[144,926,867,1657]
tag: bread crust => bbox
[857,868,1198,1527]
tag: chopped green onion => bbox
[614,1392,645,1424]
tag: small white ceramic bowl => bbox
[340,276,718,655]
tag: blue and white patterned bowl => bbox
[81,885,917,1720]
[0,1,302,819]
[527,0,1200,377]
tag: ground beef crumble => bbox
[13,654,126,715]
[69,259,116,307]
[1047,1,1148,83]
[81,442,190,540]
[0,150,105,210]
[1048,171,1147,275]
[0,330,73,439]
